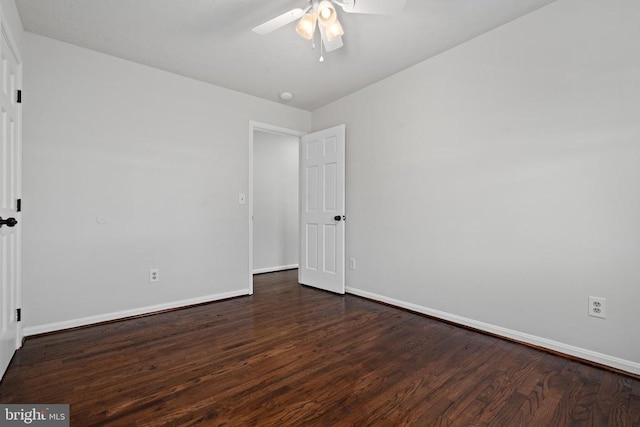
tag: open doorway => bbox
[248,122,305,294]
[253,130,299,273]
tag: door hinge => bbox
[16,90,21,104]
[16,308,21,322]
[17,198,21,212]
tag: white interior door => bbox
[0,26,22,380]
[299,125,345,294]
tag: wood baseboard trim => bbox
[23,289,249,338]
[252,264,299,275]
[346,286,640,379]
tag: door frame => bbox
[248,121,306,295]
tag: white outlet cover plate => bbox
[149,268,160,283]
[588,296,606,319]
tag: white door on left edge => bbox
[299,125,345,294]
[0,27,22,380]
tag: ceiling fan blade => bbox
[334,0,406,15]
[320,26,344,52]
[252,8,306,35]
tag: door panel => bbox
[323,225,336,273]
[0,26,22,380]
[299,125,345,294]
[306,224,318,269]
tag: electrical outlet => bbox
[149,268,160,283]
[349,258,356,270]
[588,296,606,319]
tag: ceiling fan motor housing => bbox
[332,0,356,12]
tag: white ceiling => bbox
[16,0,556,111]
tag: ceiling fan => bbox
[252,0,407,61]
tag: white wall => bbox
[22,32,310,332]
[313,0,640,374]
[252,131,299,274]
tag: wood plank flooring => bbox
[1,270,639,426]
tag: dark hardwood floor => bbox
[1,270,639,426]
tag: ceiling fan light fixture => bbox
[295,12,317,40]
[317,1,338,27]
[325,19,344,41]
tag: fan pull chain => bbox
[319,38,325,62]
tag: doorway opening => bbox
[248,122,305,294]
